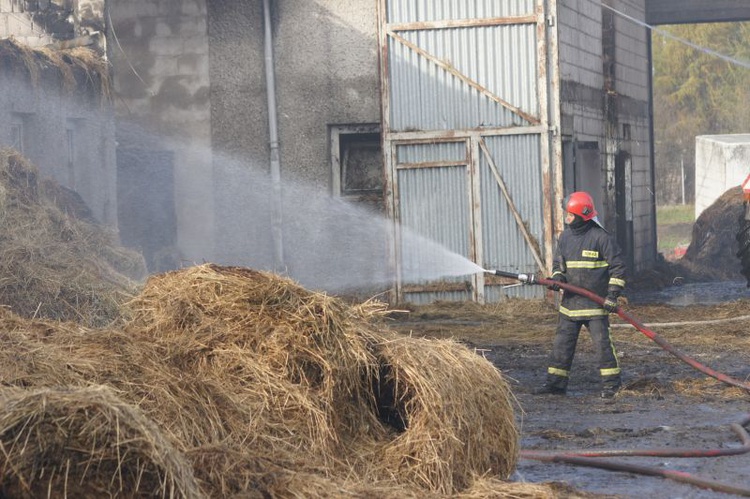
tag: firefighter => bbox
[738,174,750,287]
[534,191,627,399]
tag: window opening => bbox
[330,124,383,212]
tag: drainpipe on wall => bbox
[263,0,284,271]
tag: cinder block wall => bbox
[108,0,213,263]
[557,0,655,272]
[611,0,654,272]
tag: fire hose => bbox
[487,269,750,496]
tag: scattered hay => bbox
[0,149,145,326]
[394,298,557,323]
[0,386,201,498]
[672,377,749,400]
[623,376,668,398]
[456,477,563,499]
[533,429,576,441]
[387,299,559,345]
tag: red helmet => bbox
[565,191,597,221]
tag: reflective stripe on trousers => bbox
[545,315,621,390]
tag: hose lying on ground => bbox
[520,414,750,496]
[491,271,750,496]
[536,277,750,393]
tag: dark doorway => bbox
[116,149,178,272]
[614,151,635,271]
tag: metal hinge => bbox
[547,15,556,27]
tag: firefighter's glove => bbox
[546,274,566,291]
[603,297,618,313]
[603,285,622,313]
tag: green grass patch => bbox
[656,204,694,225]
[656,204,694,253]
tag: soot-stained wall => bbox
[557,0,655,272]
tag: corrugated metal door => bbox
[378,0,559,303]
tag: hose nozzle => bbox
[486,269,537,284]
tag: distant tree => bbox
[652,22,750,205]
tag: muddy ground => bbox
[387,290,750,498]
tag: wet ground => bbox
[388,285,750,498]
[629,280,749,307]
[495,343,750,499]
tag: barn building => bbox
[2,0,750,302]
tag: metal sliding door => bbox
[378,0,560,303]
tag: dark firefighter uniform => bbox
[544,220,627,393]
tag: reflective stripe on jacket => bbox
[553,221,626,319]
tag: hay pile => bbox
[0,37,110,100]
[0,264,549,497]
[0,387,201,498]
[681,186,745,281]
[0,148,146,326]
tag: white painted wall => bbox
[695,134,750,218]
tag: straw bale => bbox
[0,263,523,496]
[0,386,201,498]
[368,333,519,494]
[0,317,96,388]
[123,263,388,461]
[0,149,145,327]
[0,307,246,450]
[121,264,521,494]
[0,307,144,392]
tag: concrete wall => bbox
[0,0,56,47]
[208,0,381,273]
[108,0,213,269]
[109,0,380,276]
[557,0,655,272]
[695,134,750,217]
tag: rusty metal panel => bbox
[396,142,472,303]
[385,1,540,131]
[480,134,545,300]
[386,0,537,23]
[396,140,466,164]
